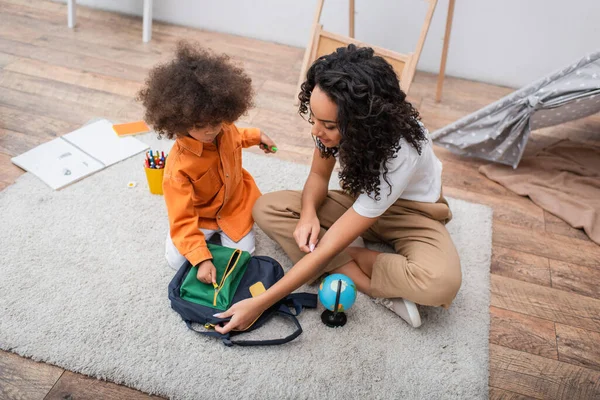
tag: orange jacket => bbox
[163,124,262,266]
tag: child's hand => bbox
[196,259,217,285]
[259,131,278,154]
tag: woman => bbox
[215,44,461,331]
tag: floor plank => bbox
[45,370,163,400]
[0,16,43,43]
[0,104,74,140]
[419,101,471,131]
[250,107,313,149]
[489,387,537,400]
[556,324,600,372]
[0,1,164,48]
[0,7,159,51]
[521,134,564,157]
[443,186,546,231]
[0,85,117,129]
[490,246,551,287]
[1,0,71,24]
[490,344,600,400]
[0,350,63,400]
[491,275,600,333]
[0,127,51,157]
[255,80,306,115]
[4,58,142,98]
[32,34,164,69]
[490,307,558,360]
[411,71,514,111]
[536,119,600,144]
[0,51,16,68]
[0,152,25,187]
[435,148,525,200]
[550,259,600,300]
[493,222,600,268]
[1,2,303,73]
[0,37,147,82]
[0,70,142,122]
[544,210,590,241]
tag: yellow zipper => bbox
[204,313,262,332]
[212,249,242,307]
[212,282,219,307]
[237,313,263,332]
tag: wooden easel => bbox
[296,0,438,103]
[436,0,456,102]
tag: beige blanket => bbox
[480,139,600,245]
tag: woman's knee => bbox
[413,261,462,306]
[252,192,274,225]
[252,190,299,228]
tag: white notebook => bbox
[11,119,149,190]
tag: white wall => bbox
[61,0,599,88]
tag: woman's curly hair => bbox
[137,41,254,139]
[298,44,427,200]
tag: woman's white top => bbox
[352,128,442,218]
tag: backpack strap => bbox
[184,304,303,347]
[225,293,317,346]
[227,305,303,346]
[183,293,317,347]
[284,292,318,311]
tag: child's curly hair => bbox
[137,41,254,139]
[298,44,427,200]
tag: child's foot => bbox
[375,297,422,328]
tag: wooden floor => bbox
[1,1,599,399]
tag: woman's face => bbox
[188,123,223,143]
[308,85,342,148]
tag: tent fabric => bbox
[431,51,600,168]
[480,139,600,244]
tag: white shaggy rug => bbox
[0,134,492,399]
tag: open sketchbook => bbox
[11,119,149,190]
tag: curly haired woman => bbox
[215,44,461,330]
[138,41,277,284]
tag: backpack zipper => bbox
[212,249,242,307]
[212,282,219,307]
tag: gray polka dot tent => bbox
[431,51,600,168]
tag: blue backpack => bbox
[168,244,317,346]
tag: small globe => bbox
[318,274,357,312]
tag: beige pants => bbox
[253,190,461,308]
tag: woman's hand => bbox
[259,131,278,154]
[214,298,264,334]
[294,213,321,253]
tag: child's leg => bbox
[165,234,187,270]
[220,229,255,254]
[165,229,218,270]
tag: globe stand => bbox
[321,309,347,327]
[321,280,347,328]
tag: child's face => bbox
[188,123,223,143]
[308,85,341,148]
